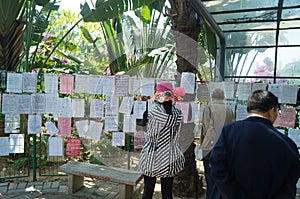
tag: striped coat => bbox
[139,103,185,178]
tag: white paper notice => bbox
[112,132,125,146]
[129,77,141,95]
[119,97,134,114]
[2,94,19,114]
[19,94,32,114]
[86,120,103,140]
[28,115,42,134]
[104,115,119,131]
[9,134,24,154]
[88,75,103,94]
[102,76,115,96]
[288,128,300,147]
[114,75,129,96]
[222,81,235,100]
[133,101,147,119]
[44,74,58,93]
[57,98,72,117]
[22,72,37,93]
[45,121,59,136]
[31,94,46,114]
[236,104,248,121]
[180,72,195,94]
[48,137,63,156]
[123,115,136,132]
[280,84,298,104]
[72,99,85,117]
[189,101,198,123]
[105,96,119,115]
[45,93,59,114]
[90,99,104,118]
[6,72,23,93]
[141,78,155,96]
[75,120,89,138]
[74,75,89,93]
[0,137,10,156]
[197,84,210,101]
[237,83,252,101]
[5,114,20,134]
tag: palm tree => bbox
[0,0,26,71]
[166,0,204,197]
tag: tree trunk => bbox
[168,0,204,197]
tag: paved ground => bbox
[0,178,206,199]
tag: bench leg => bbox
[68,174,84,194]
[119,184,134,199]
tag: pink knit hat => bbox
[155,81,185,101]
[156,81,174,92]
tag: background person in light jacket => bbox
[210,90,300,199]
[201,88,235,199]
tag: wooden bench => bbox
[58,161,143,199]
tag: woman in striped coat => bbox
[139,81,185,199]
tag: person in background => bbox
[210,90,300,199]
[201,88,235,199]
[139,81,185,199]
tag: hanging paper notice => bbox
[58,117,72,136]
[9,134,24,154]
[31,94,46,114]
[129,77,141,95]
[48,137,63,156]
[134,131,146,149]
[19,94,32,114]
[75,120,89,138]
[66,138,81,156]
[86,120,103,140]
[90,99,104,118]
[141,78,155,96]
[72,99,85,118]
[102,76,115,96]
[222,81,235,100]
[119,97,134,114]
[59,74,74,94]
[88,75,103,94]
[5,114,20,134]
[22,72,37,93]
[236,104,248,121]
[28,115,42,134]
[133,100,146,119]
[114,75,129,96]
[6,72,23,93]
[237,83,252,101]
[44,74,58,93]
[180,72,195,94]
[197,84,210,101]
[274,108,297,128]
[74,75,89,93]
[0,137,10,156]
[45,121,59,136]
[123,115,136,132]
[2,94,19,114]
[175,102,190,123]
[112,132,125,146]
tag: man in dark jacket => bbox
[210,90,300,199]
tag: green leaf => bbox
[80,26,94,43]
[140,5,151,24]
[35,0,50,6]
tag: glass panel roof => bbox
[202,0,300,81]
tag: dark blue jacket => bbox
[210,116,300,199]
